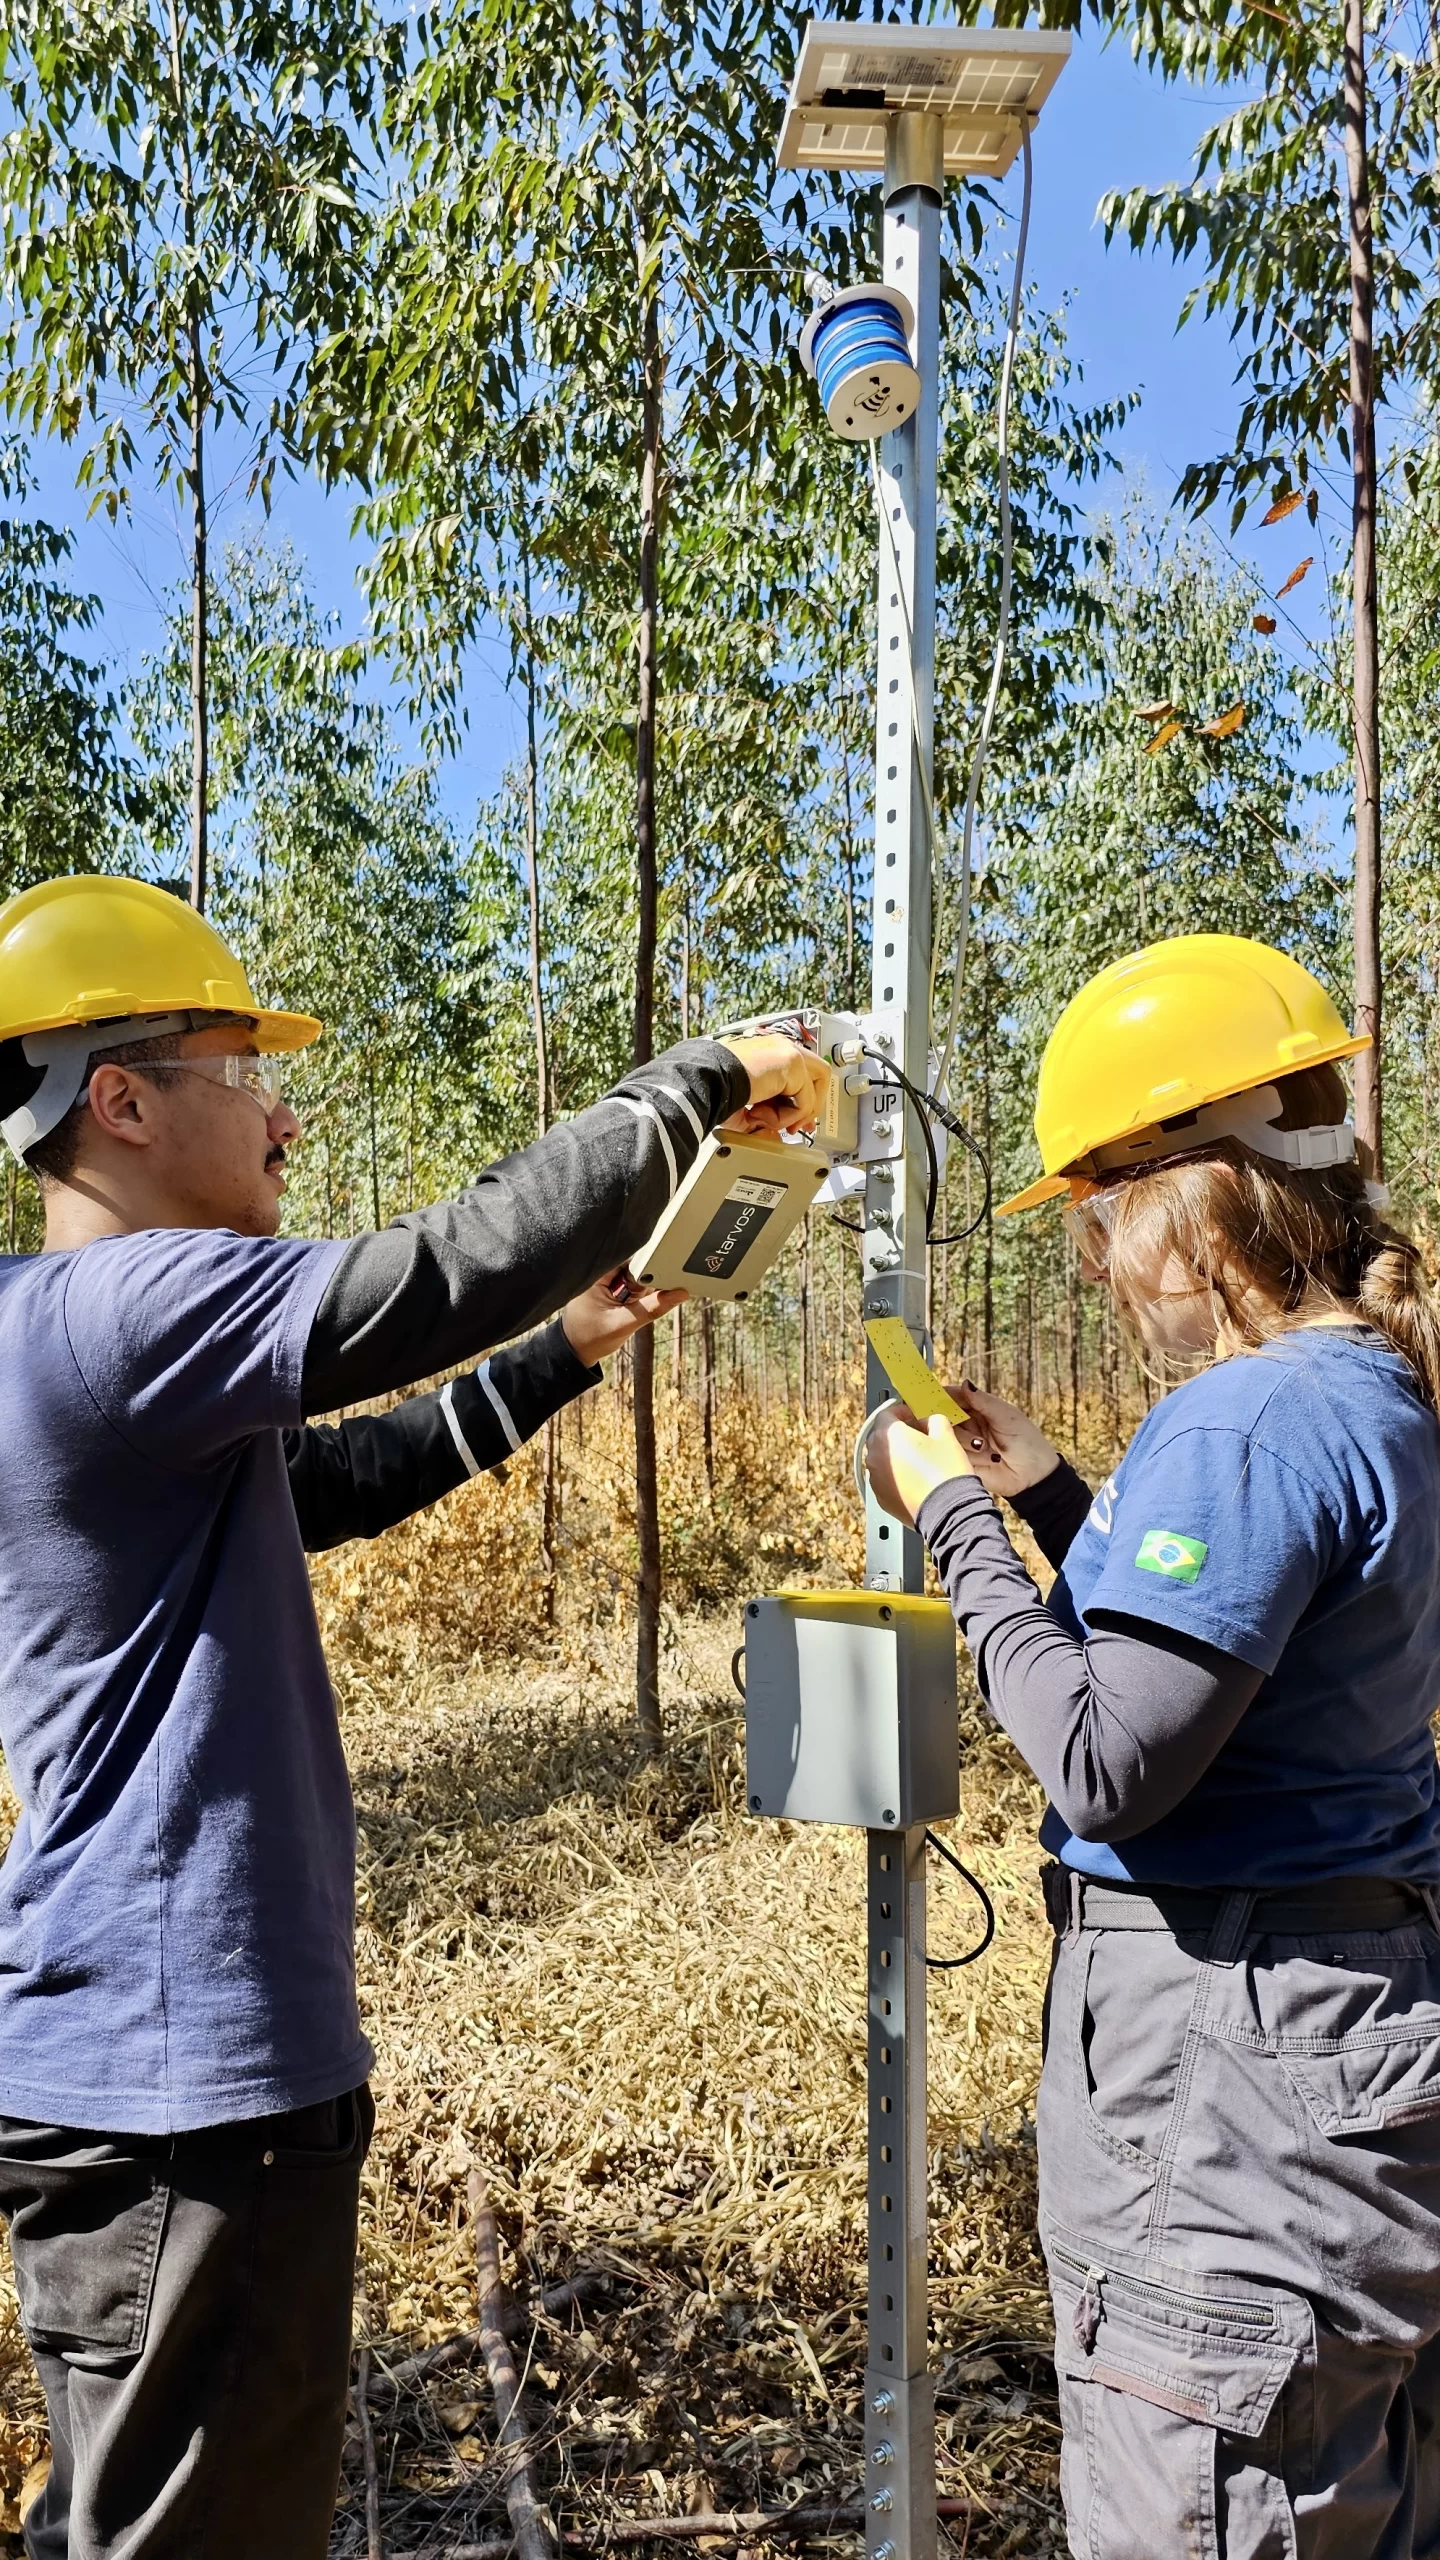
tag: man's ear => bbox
[85,1064,161,1151]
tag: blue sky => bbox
[22,17,1346,831]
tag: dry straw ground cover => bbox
[0,1385,1101,2555]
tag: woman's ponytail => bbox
[1357,1229,1440,1412]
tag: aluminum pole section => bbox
[862,108,944,2560]
[863,111,942,1603]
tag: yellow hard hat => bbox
[0,875,321,1050]
[998,932,1368,1216]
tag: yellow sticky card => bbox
[864,1318,967,1423]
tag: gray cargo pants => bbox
[1037,1871,1440,2558]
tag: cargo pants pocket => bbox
[1259,1933,1440,2137]
[0,2137,170,2361]
[1046,2226,1308,2560]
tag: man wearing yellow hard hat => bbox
[865,934,1440,2556]
[0,874,830,2560]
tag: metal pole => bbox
[862,107,943,2560]
[864,1826,935,2560]
[863,110,942,1602]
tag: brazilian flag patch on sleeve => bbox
[1135,1528,1208,1583]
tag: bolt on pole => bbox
[862,109,944,2560]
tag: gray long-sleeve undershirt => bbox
[917,1468,1262,1844]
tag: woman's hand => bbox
[720,1033,831,1135]
[949,1378,1061,1504]
[561,1273,686,1367]
[866,1407,975,1529]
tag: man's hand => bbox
[561,1273,686,1368]
[720,1034,831,1135]
[866,1407,975,1529]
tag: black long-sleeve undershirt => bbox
[285,1319,598,1552]
[917,1471,1261,1845]
[300,1040,748,1416]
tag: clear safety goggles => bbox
[159,1054,287,1116]
[1062,1178,1126,1274]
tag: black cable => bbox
[923,1827,996,1968]
[860,1045,940,1240]
[857,1045,991,1248]
[730,1646,746,1701]
[928,1114,993,1247]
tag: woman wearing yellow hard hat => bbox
[867,933,1440,2556]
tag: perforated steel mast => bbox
[777,31,1070,2560]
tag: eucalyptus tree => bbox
[130,536,478,1235]
[1362,440,1440,1214]
[316,0,857,1743]
[984,0,1439,1170]
[0,0,400,909]
[0,446,126,893]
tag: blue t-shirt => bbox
[1047,1329,1440,1885]
[0,1226,370,2133]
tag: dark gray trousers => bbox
[1038,1879,1440,2557]
[0,2084,373,2560]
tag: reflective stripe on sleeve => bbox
[616,1094,678,1196]
[474,1361,523,1456]
[439,1378,482,1476]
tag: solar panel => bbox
[777,21,1072,176]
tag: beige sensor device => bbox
[628,1132,831,1303]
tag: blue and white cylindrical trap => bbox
[798,283,919,442]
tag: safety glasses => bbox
[164,1055,287,1116]
[1062,1186,1117,1273]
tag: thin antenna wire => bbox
[933,119,1034,1104]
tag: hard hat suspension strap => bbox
[5,1013,201,1165]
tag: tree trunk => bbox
[165,0,208,912]
[520,544,558,1628]
[522,545,550,1139]
[1344,0,1383,1173]
[631,35,664,1754]
[366,1054,382,1230]
[186,321,208,914]
[700,1298,716,1496]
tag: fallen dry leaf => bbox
[1133,698,1177,723]
[1276,556,1313,598]
[1252,613,1277,634]
[1262,488,1307,525]
[1143,717,1185,753]
[1199,702,1245,739]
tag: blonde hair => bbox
[1103,1065,1440,1410]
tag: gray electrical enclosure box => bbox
[743,1590,959,1829]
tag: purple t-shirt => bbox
[0,1225,369,2133]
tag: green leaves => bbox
[0,0,404,510]
[1082,0,1438,518]
[0,439,127,892]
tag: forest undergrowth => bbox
[0,1386,1132,2555]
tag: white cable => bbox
[853,1397,903,1504]
[933,119,1034,1104]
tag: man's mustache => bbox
[266,1145,287,1171]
